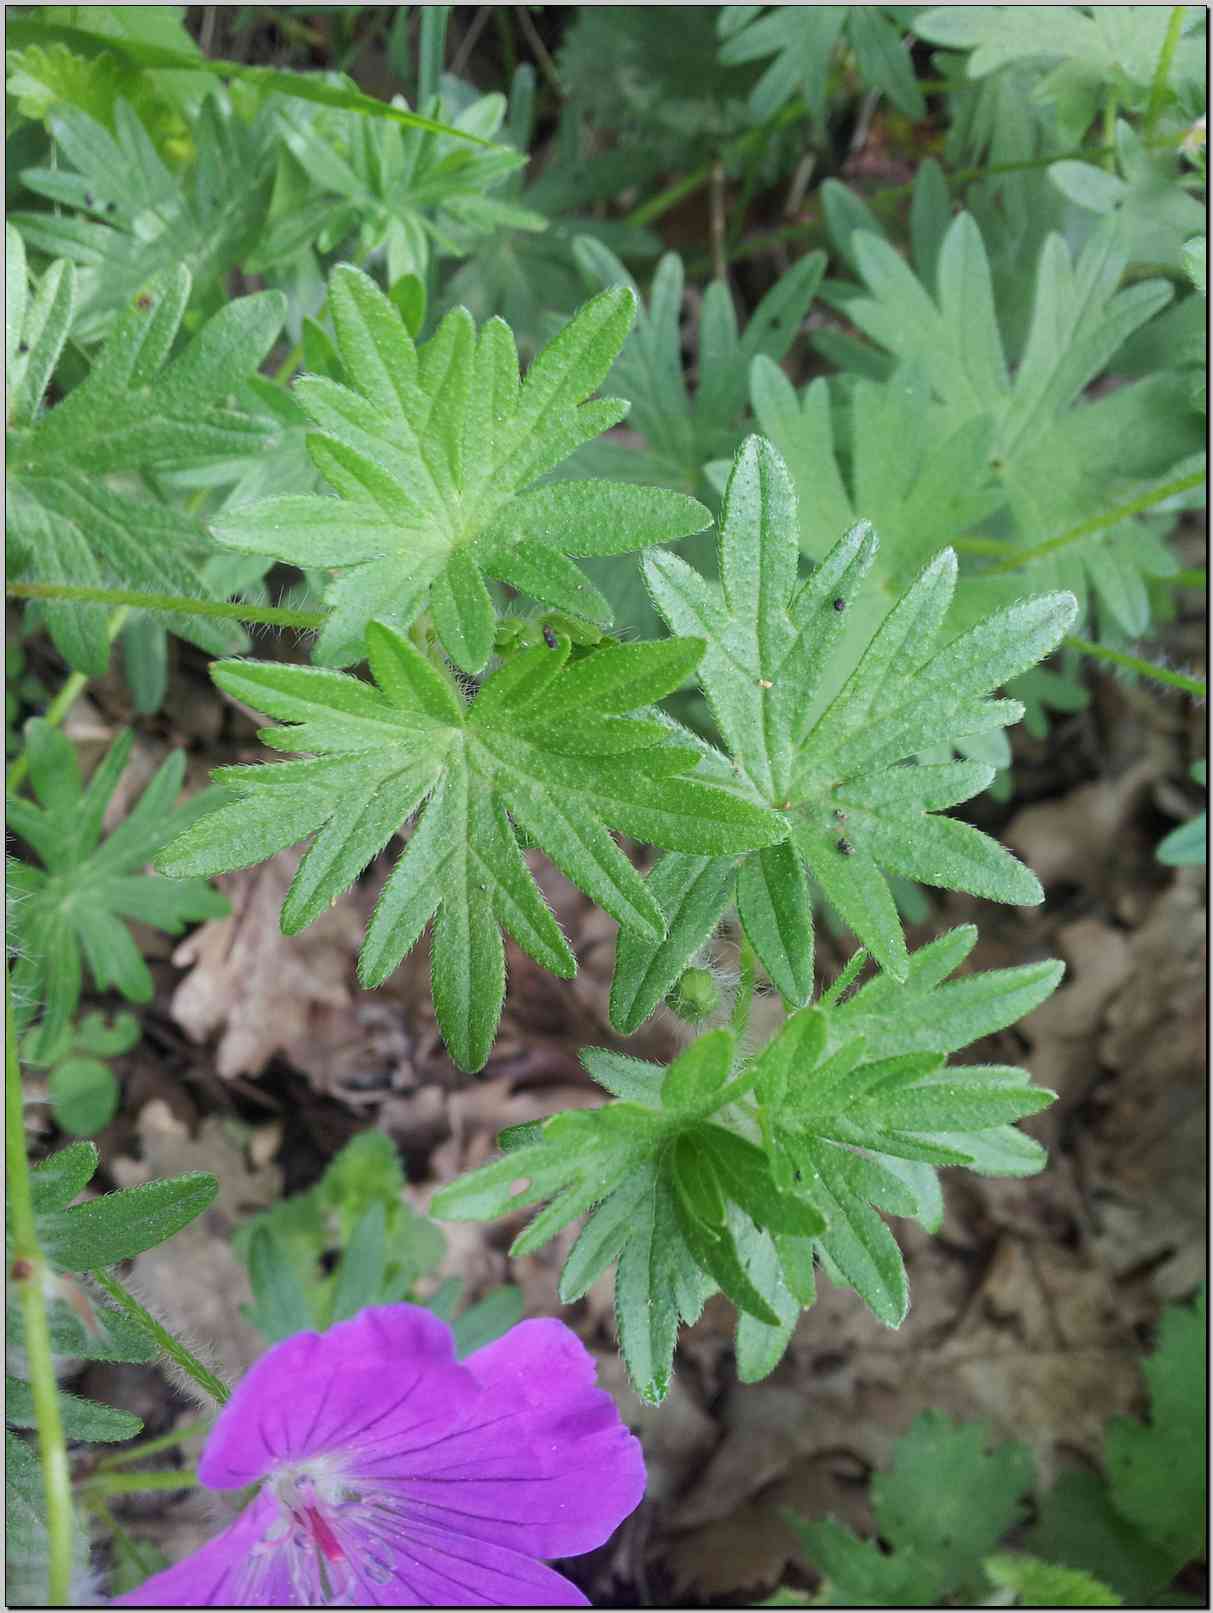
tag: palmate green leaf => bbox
[823,211,1203,637]
[12,95,278,342]
[212,265,711,674]
[5,254,283,674]
[5,1423,93,1608]
[623,435,1074,1011]
[435,928,1060,1397]
[7,723,229,1059]
[1050,121,1206,278]
[438,68,662,361]
[1103,1285,1206,1570]
[736,355,1005,608]
[262,84,532,289]
[157,621,779,1072]
[915,6,1206,140]
[571,239,826,500]
[719,6,925,127]
[789,1411,1035,1606]
[433,1038,819,1404]
[1025,1471,1179,1606]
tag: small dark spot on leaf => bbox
[833,597,846,612]
[106,201,117,213]
[542,625,558,649]
[84,191,94,207]
[833,807,847,821]
[17,341,29,355]
[837,837,854,855]
[135,293,153,311]
[10,1257,34,1282]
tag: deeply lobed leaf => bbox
[7,723,228,1057]
[211,265,713,673]
[433,927,1061,1399]
[158,621,780,1071]
[617,434,1075,1021]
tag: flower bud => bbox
[666,966,720,1023]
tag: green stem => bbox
[6,581,326,632]
[1145,6,1186,139]
[79,1469,200,1500]
[89,1272,231,1407]
[7,608,129,796]
[730,937,756,1039]
[1171,567,1207,589]
[984,472,1205,575]
[1064,636,1206,699]
[628,160,719,229]
[84,1499,159,1589]
[5,968,73,1606]
[272,337,305,385]
[94,1416,212,1472]
[951,534,1020,558]
[627,99,808,230]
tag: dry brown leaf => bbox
[1003,760,1156,892]
[109,1100,279,1380]
[170,849,365,1081]
[1080,874,1207,1299]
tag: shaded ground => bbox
[36,560,1206,1605]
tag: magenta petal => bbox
[376,1520,590,1607]
[113,1491,280,1605]
[381,1318,645,1559]
[118,1308,643,1607]
[199,1305,474,1488]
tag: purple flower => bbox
[116,1305,645,1606]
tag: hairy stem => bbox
[89,1272,232,1408]
[984,472,1205,574]
[1064,636,1207,700]
[7,608,129,796]
[5,968,73,1605]
[7,581,326,632]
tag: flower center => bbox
[240,1462,402,1605]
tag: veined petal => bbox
[366,1522,590,1607]
[116,1307,645,1607]
[113,1491,279,1605]
[199,1306,474,1488]
[386,1318,645,1558]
